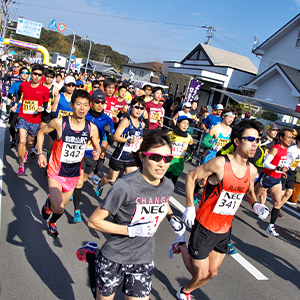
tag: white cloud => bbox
[294,0,300,6]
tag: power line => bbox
[18,2,205,29]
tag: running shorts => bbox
[15,118,40,136]
[48,173,80,192]
[109,157,136,172]
[281,170,296,191]
[258,172,281,189]
[81,156,97,175]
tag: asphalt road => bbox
[1,122,300,300]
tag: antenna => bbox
[253,36,259,49]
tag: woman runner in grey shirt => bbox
[76,131,186,300]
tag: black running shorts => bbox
[188,219,230,260]
[95,252,154,297]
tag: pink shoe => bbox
[23,152,28,164]
[17,165,25,176]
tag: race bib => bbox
[275,158,287,173]
[131,203,168,235]
[172,142,187,157]
[61,142,85,163]
[123,139,141,153]
[216,138,230,148]
[58,110,73,118]
[22,100,38,114]
[213,190,243,215]
[290,159,300,169]
[149,109,160,123]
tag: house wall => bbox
[122,66,151,82]
[257,25,300,75]
[254,72,299,109]
[227,69,256,90]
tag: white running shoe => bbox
[286,201,297,206]
[92,175,99,185]
[265,224,279,237]
[167,235,186,259]
[176,287,195,300]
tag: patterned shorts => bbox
[95,253,154,297]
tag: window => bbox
[174,84,179,98]
[296,30,300,47]
[139,70,144,77]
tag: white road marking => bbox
[169,195,269,281]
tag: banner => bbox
[75,58,82,73]
[185,79,202,103]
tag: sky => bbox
[9,0,300,69]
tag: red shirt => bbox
[262,144,287,179]
[145,101,163,130]
[104,95,118,118]
[113,99,127,116]
[18,82,49,124]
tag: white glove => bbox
[128,219,155,237]
[170,216,186,236]
[253,203,270,220]
[213,145,221,152]
[182,206,196,228]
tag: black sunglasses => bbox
[93,100,106,104]
[66,83,76,87]
[241,136,260,143]
[131,105,144,110]
[77,85,84,88]
[32,72,43,77]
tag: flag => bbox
[185,79,202,103]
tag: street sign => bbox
[0,37,4,47]
[16,18,42,39]
[57,23,66,32]
[48,19,57,30]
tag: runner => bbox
[15,64,49,176]
[7,66,30,148]
[37,90,101,239]
[77,131,185,299]
[172,102,192,125]
[72,89,115,223]
[280,134,300,206]
[167,120,270,300]
[145,87,164,132]
[96,96,145,197]
[165,115,194,185]
[201,104,223,133]
[254,128,293,236]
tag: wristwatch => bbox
[127,137,131,143]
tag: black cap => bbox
[92,89,105,101]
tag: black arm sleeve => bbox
[7,92,13,100]
[15,90,22,103]
[43,102,48,110]
[117,110,125,119]
[144,118,149,131]
[107,134,114,145]
[50,112,56,120]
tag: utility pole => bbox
[202,25,214,45]
[0,0,11,40]
[103,54,106,63]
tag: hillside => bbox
[6,27,130,71]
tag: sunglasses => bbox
[241,136,260,143]
[46,75,54,79]
[13,66,19,68]
[145,88,151,91]
[32,72,43,77]
[93,86,100,88]
[21,71,30,74]
[66,83,76,87]
[131,105,144,110]
[77,85,84,88]
[142,152,173,163]
[93,100,106,104]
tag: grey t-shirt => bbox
[100,169,174,265]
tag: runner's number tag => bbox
[213,190,243,215]
[61,142,85,163]
[23,100,38,114]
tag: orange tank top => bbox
[196,155,250,233]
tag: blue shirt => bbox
[84,110,115,157]
[9,81,22,113]
[203,114,222,130]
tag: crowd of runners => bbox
[2,57,300,300]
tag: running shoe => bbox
[23,152,28,164]
[265,224,279,237]
[41,195,51,220]
[167,235,186,259]
[176,287,195,300]
[76,242,98,262]
[96,184,103,197]
[193,195,199,204]
[73,211,82,223]
[30,148,36,159]
[47,221,59,239]
[228,243,238,255]
[92,174,99,185]
[17,165,24,176]
[278,211,284,219]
